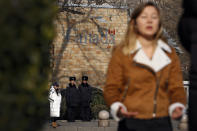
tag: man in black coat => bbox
[78,76,92,121]
[178,1,197,130]
[66,76,81,122]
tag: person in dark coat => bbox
[66,76,81,122]
[78,76,92,121]
[178,1,197,131]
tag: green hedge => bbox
[0,0,57,131]
[90,88,109,119]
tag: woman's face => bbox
[54,85,58,89]
[136,6,160,38]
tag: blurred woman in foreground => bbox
[104,2,186,131]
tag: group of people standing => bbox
[48,1,195,130]
[49,76,92,128]
[65,76,92,122]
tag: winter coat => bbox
[178,1,197,131]
[78,83,92,107]
[66,83,81,107]
[103,40,186,119]
[49,86,62,117]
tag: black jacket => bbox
[78,83,92,107]
[66,83,81,107]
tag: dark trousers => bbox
[80,106,91,121]
[118,117,172,131]
[51,117,58,122]
[67,106,80,122]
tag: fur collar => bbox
[132,39,172,72]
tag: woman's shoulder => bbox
[112,43,123,50]
[111,44,124,56]
[158,39,177,55]
[49,86,55,94]
[50,86,55,91]
[159,41,180,62]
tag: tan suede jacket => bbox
[103,40,186,119]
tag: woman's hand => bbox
[117,106,138,118]
[172,107,183,120]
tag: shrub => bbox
[90,88,109,119]
[0,0,57,131]
[91,104,109,119]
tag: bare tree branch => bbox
[59,7,85,15]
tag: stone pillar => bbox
[98,110,110,127]
[178,114,188,130]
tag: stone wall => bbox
[52,7,128,88]
[52,0,190,88]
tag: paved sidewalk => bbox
[42,119,187,131]
[42,120,117,131]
